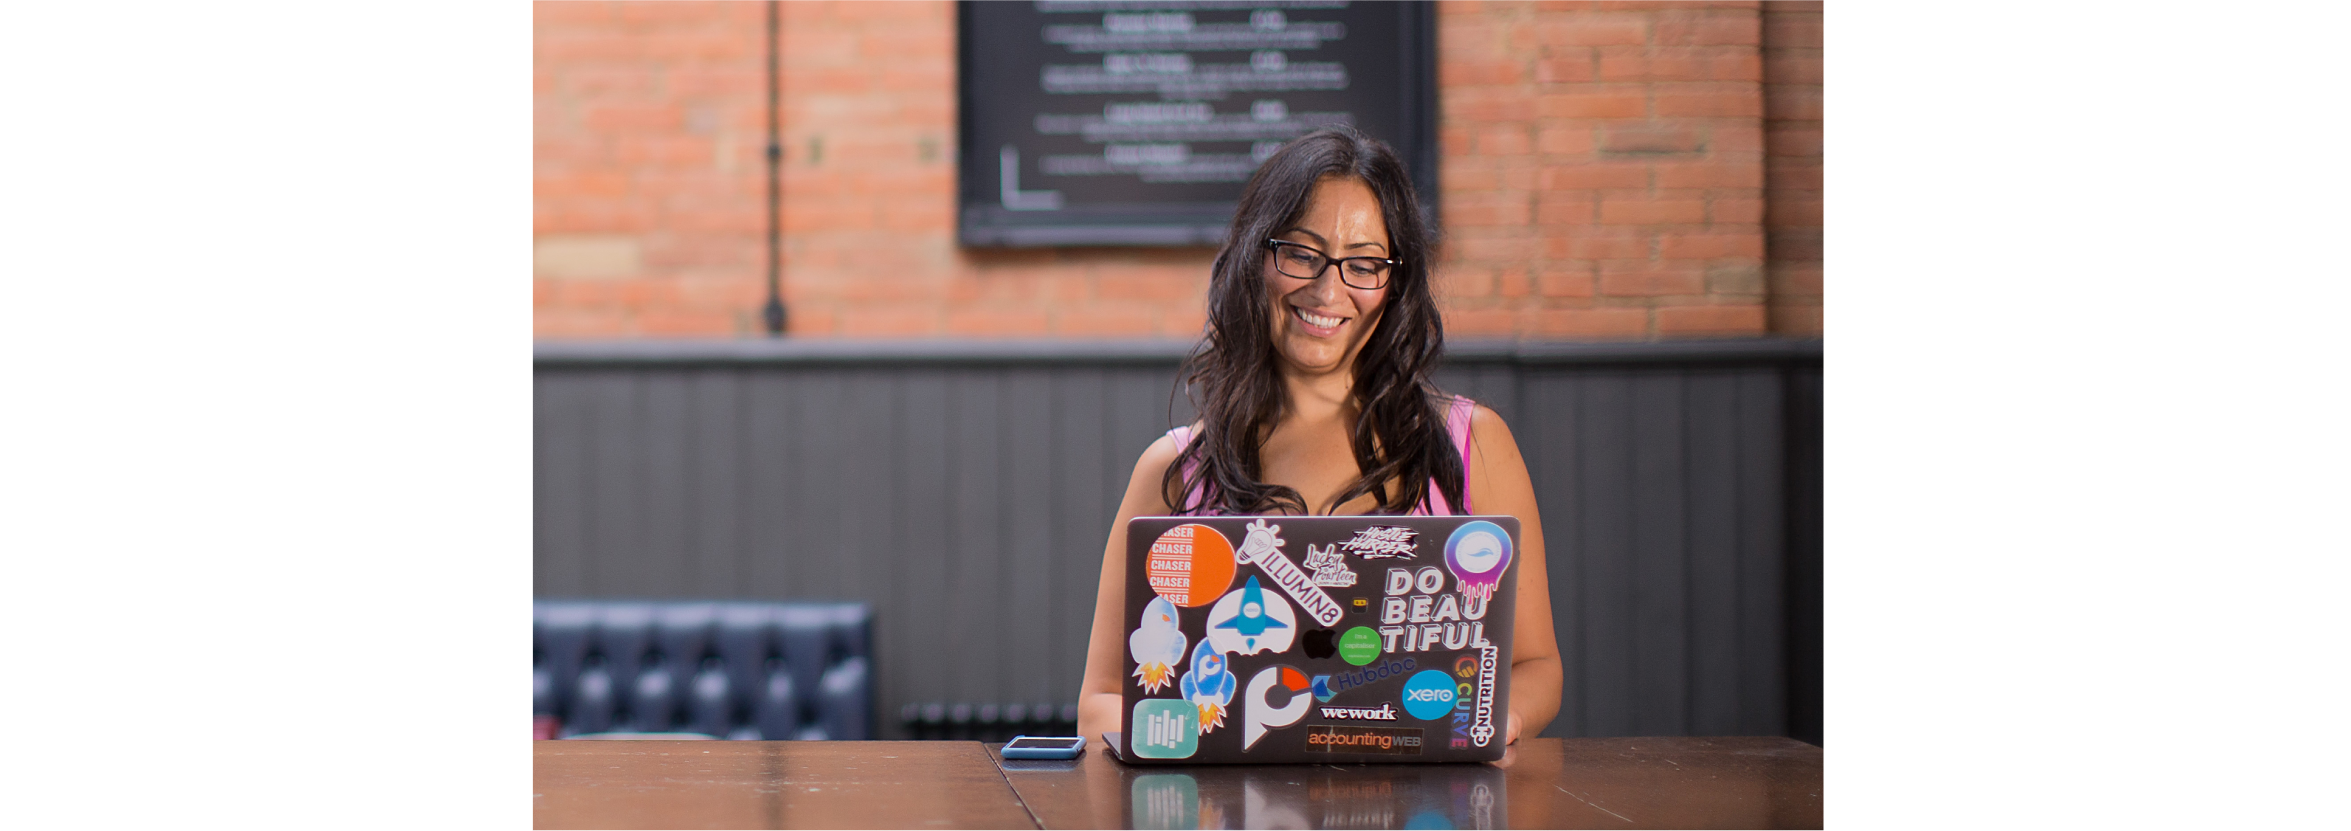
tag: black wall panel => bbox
[534,338,1822,742]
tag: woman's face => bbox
[1264,175,1392,379]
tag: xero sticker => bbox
[1401,669,1458,720]
[1146,523,1235,608]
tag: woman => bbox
[1076,127,1562,746]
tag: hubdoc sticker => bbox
[1304,724,1423,755]
[1146,524,1236,608]
[1233,519,1344,626]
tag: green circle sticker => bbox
[1338,626,1382,666]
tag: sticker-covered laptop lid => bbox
[1119,515,1518,764]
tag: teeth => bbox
[1297,309,1343,328]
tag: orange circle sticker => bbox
[1145,523,1236,608]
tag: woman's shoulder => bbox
[1137,421,1205,469]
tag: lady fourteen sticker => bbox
[1146,524,1236,608]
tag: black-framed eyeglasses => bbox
[1264,239,1397,290]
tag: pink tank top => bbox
[1166,395,1477,516]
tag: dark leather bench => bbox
[534,600,872,740]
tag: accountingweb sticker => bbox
[1303,724,1423,755]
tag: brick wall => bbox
[1762,1,1822,335]
[535,1,1823,339]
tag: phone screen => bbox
[1005,737,1085,751]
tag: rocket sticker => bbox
[1177,640,1235,733]
[1205,575,1296,656]
[1443,520,1513,602]
[1129,596,1188,694]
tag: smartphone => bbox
[1000,735,1087,760]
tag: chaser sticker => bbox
[1304,724,1423,755]
[1234,519,1344,626]
[1128,596,1188,693]
[1146,523,1236,608]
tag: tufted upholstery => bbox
[534,600,873,740]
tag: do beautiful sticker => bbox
[1147,523,1236,608]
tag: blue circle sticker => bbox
[1400,669,1458,720]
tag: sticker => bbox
[1378,567,1483,653]
[1350,597,1369,615]
[1337,626,1381,665]
[1301,628,1338,659]
[1450,655,1477,749]
[1129,596,1188,694]
[1205,575,1296,656]
[1470,644,1499,746]
[1401,669,1458,720]
[1131,775,1199,830]
[1131,698,1199,759]
[1313,656,1415,702]
[1233,519,1345,626]
[1147,523,1236,608]
[1315,702,1398,720]
[1241,664,1313,750]
[1304,724,1423,755]
[1176,641,1235,733]
[1302,543,1356,587]
[1443,521,1513,602]
[1339,525,1419,559]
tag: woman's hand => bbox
[1507,711,1522,745]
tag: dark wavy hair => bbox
[1163,126,1463,516]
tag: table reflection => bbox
[1125,764,1505,830]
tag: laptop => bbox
[1108,515,1518,764]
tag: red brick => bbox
[1654,161,1764,189]
[1764,84,1822,121]
[945,306,1052,336]
[1599,262,1704,296]
[1599,196,1707,225]
[1530,307,1649,338]
[1056,303,1160,336]
[1442,306,1520,337]
[1763,13,1823,49]
[1767,302,1823,337]
[1496,267,1532,299]
[1768,125,1822,157]
[1768,263,1824,296]
[1655,304,1766,335]
[1654,13,1761,46]
[1476,125,1535,156]
[1535,92,1648,119]
[1536,124,1598,155]
[1600,126,1706,154]
[1660,233,1765,259]
[1537,267,1596,298]
[1547,231,1653,260]
[837,304,937,336]
[1532,18,1648,46]
[1444,58,1524,86]
[1597,48,1763,82]
[1540,162,1649,190]
[1654,89,1763,118]
[1533,55,1596,84]
[1535,193,1596,226]
[1704,196,1762,224]
[585,104,684,133]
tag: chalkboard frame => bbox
[956,1,1439,249]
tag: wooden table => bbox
[535,737,1822,829]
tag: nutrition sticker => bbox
[1147,523,1236,608]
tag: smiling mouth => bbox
[1292,305,1348,332]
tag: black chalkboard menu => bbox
[958,1,1436,247]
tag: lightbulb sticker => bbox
[1146,523,1236,608]
[1129,596,1189,694]
[1443,521,1513,602]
